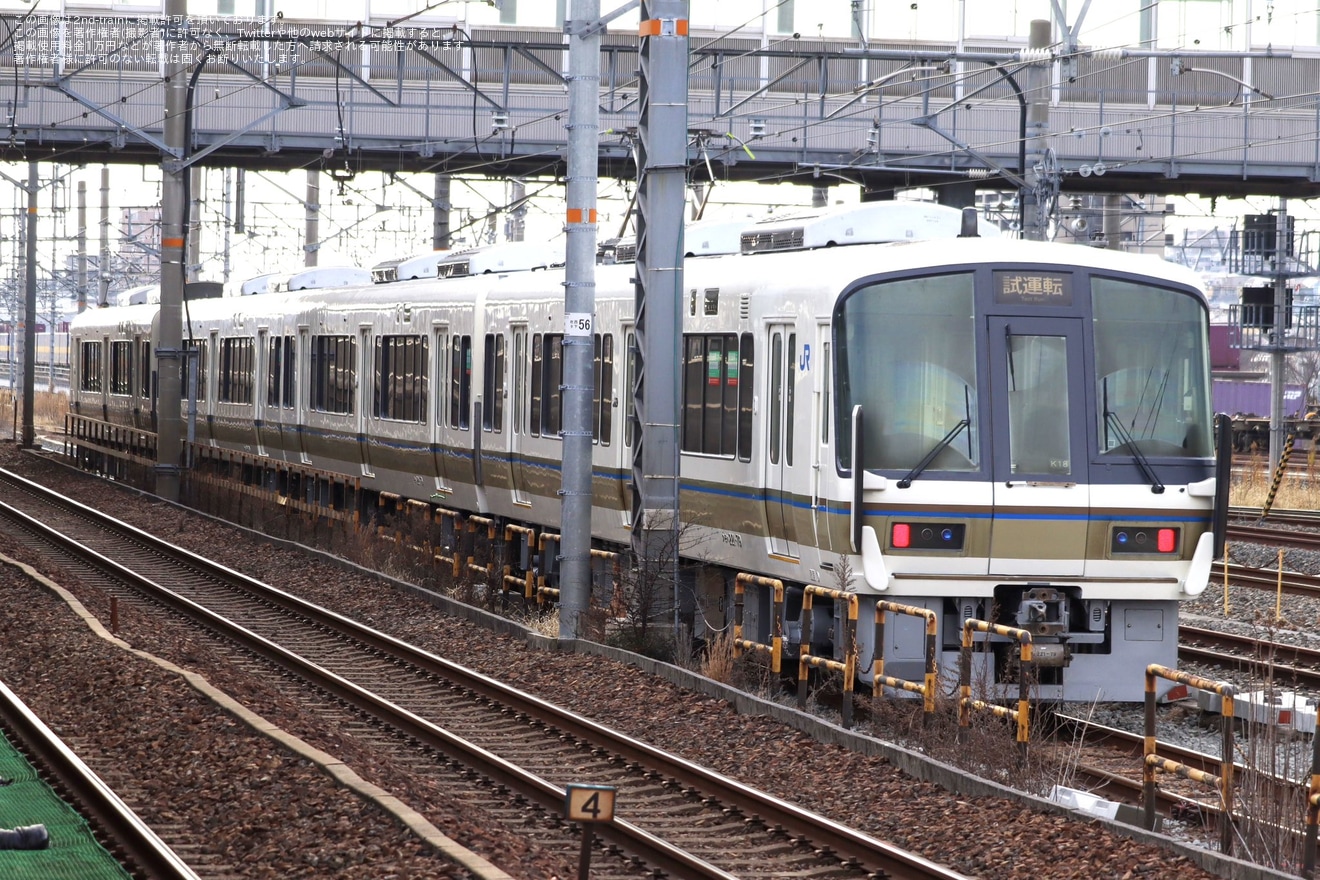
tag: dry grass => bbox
[1231,453,1320,510]
[0,389,68,438]
[699,631,736,683]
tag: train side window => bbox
[137,339,151,398]
[591,333,614,445]
[79,341,103,392]
[267,337,281,407]
[529,333,566,438]
[184,339,207,402]
[624,331,637,449]
[110,341,132,395]
[513,328,527,435]
[449,335,471,429]
[310,334,354,415]
[482,333,505,432]
[681,332,750,459]
[375,334,428,423]
[281,336,295,408]
[218,337,254,405]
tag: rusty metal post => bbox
[797,589,813,710]
[1144,666,1159,833]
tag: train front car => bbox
[836,238,1217,703]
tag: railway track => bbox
[0,677,200,880]
[0,466,968,880]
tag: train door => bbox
[431,325,452,495]
[764,324,799,558]
[987,316,1089,576]
[509,325,531,506]
[811,321,833,555]
[359,327,374,478]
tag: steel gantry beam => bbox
[4,12,1320,198]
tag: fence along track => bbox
[0,466,969,880]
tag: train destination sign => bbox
[994,271,1072,306]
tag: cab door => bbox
[987,316,1089,576]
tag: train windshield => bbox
[836,273,979,472]
[1092,278,1212,459]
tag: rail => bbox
[0,677,199,880]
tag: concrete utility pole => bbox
[304,169,320,267]
[433,174,451,250]
[632,0,690,637]
[558,0,602,640]
[98,166,111,307]
[1021,19,1051,241]
[21,160,37,448]
[156,0,189,502]
[77,181,88,313]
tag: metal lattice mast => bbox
[631,1,689,635]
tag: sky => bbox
[4,1,1320,304]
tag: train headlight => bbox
[1110,526,1180,554]
[889,522,966,551]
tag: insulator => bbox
[1018,48,1053,63]
[967,168,993,179]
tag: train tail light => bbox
[1110,526,1180,554]
[889,522,965,550]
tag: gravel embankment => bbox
[0,444,1271,879]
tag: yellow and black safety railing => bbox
[535,531,561,605]
[958,619,1033,761]
[732,573,784,674]
[1144,665,1236,855]
[1262,431,1297,518]
[797,585,859,729]
[869,601,938,722]
[502,524,538,599]
[430,506,465,578]
[1305,727,1320,878]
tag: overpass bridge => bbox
[2,13,1320,208]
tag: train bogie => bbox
[69,202,1226,703]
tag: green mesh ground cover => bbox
[0,728,132,880]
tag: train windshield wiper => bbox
[1103,409,1165,494]
[898,419,969,488]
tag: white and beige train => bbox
[68,201,1229,702]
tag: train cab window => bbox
[375,334,428,423]
[310,334,354,415]
[218,338,255,405]
[1092,278,1213,458]
[482,333,505,432]
[449,335,472,429]
[110,341,133,395]
[836,273,978,473]
[79,341,103,392]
